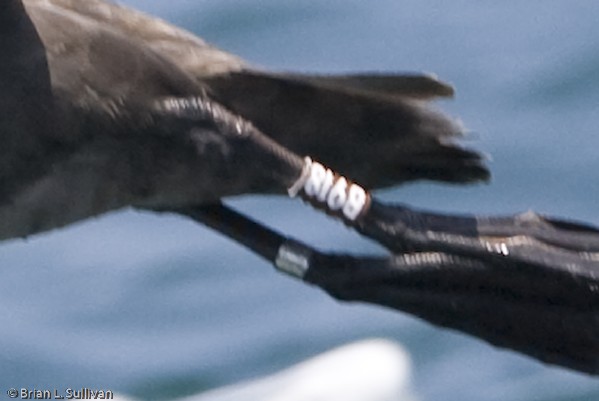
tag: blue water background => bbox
[1,1,599,400]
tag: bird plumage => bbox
[1,0,488,240]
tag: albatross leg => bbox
[171,201,599,376]
[151,96,598,374]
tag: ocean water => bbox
[1,1,599,401]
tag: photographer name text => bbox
[7,388,113,400]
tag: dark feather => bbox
[205,71,489,187]
[0,0,489,240]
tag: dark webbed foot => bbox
[175,201,599,376]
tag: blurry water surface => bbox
[2,1,599,401]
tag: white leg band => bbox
[287,157,370,222]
